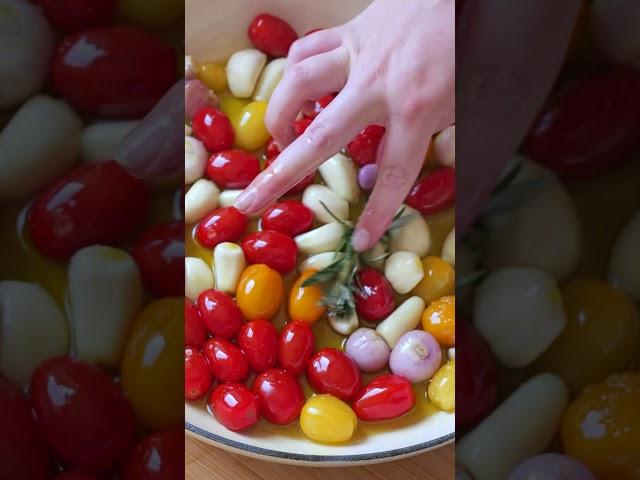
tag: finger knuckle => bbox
[288,40,306,61]
[303,121,333,151]
[395,96,428,124]
[287,63,311,87]
[378,166,411,189]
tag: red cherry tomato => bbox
[54,473,98,480]
[184,298,206,348]
[39,0,116,31]
[456,319,498,429]
[278,320,315,376]
[346,125,386,167]
[192,107,235,153]
[195,206,247,248]
[132,221,183,297]
[292,117,312,136]
[28,161,147,259]
[307,348,362,401]
[252,369,305,425]
[302,94,335,119]
[352,375,415,421]
[208,383,260,431]
[406,167,455,215]
[206,149,260,188]
[265,137,281,160]
[264,156,315,195]
[247,13,298,57]
[30,357,136,472]
[185,346,213,401]
[261,201,313,236]
[0,378,50,480]
[51,26,176,117]
[203,338,249,384]
[196,289,243,339]
[353,267,396,323]
[122,430,184,480]
[241,230,298,274]
[237,320,279,372]
[523,68,640,179]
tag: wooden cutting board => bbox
[186,436,454,480]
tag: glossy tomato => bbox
[523,68,640,179]
[236,264,284,320]
[278,320,315,376]
[241,230,298,274]
[195,206,247,248]
[265,155,315,195]
[293,117,312,136]
[209,383,260,431]
[30,357,135,472]
[307,348,362,401]
[39,0,116,31]
[132,221,183,297]
[247,13,298,57]
[264,137,281,160]
[206,149,260,189]
[184,298,206,348]
[192,107,235,153]
[28,161,147,259]
[122,430,184,480]
[185,346,213,401]
[346,125,386,167]
[237,320,279,372]
[252,369,305,425]
[406,167,455,215]
[203,338,249,383]
[261,201,313,236]
[353,267,396,323]
[456,319,498,429]
[196,289,243,339]
[303,94,336,119]
[51,26,176,117]
[0,378,50,480]
[352,375,415,421]
[288,270,326,324]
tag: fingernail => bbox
[352,228,370,252]
[234,188,257,213]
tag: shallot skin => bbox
[345,328,390,373]
[507,453,597,480]
[389,330,441,383]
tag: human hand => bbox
[233,0,455,252]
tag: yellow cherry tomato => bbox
[428,360,455,411]
[412,256,455,305]
[117,0,183,28]
[236,264,283,320]
[536,277,639,392]
[561,373,640,480]
[218,93,249,126]
[421,295,455,347]
[197,63,227,93]
[234,101,270,151]
[289,270,326,324]
[300,395,358,444]
[121,298,183,431]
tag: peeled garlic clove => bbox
[81,121,138,162]
[213,242,245,293]
[69,246,143,367]
[185,55,197,79]
[299,252,337,273]
[185,179,220,224]
[448,347,455,360]
[328,311,360,336]
[474,267,566,368]
[0,95,81,201]
[295,222,345,255]
[226,49,267,98]
[362,242,387,270]
[318,152,360,203]
[185,123,192,135]
[442,228,455,265]
[253,57,286,102]
[302,184,349,224]
[384,251,424,294]
[185,136,207,184]
[0,281,69,389]
[185,256,214,301]
[608,210,640,301]
[433,125,455,167]
[457,374,569,480]
[376,296,426,348]
[390,205,431,257]
[219,189,266,219]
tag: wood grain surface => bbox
[186,436,454,480]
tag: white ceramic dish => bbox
[185,0,455,465]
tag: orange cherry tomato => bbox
[421,295,455,347]
[288,270,326,324]
[236,264,283,320]
[412,256,455,305]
